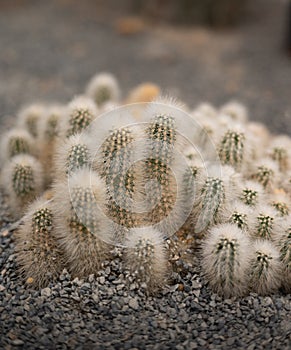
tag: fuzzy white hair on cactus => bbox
[54,132,92,180]
[201,223,252,297]
[124,227,167,292]
[239,180,266,207]
[1,128,34,164]
[85,72,120,107]
[219,100,248,124]
[3,154,44,217]
[194,164,241,233]
[273,215,291,292]
[17,104,46,138]
[249,240,282,295]
[15,196,63,288]
[223,200,253,233]
[250,205,279,240]
[61,95,98,138]
[53,168,112,277]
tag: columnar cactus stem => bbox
[4,154,43,216]
[145,114,177,226]
[53,169,111,277]
[249,240,282,295]
[240,181,264,207]
[252,206,278,239]
[219,130,245,169]
[15,198,63,288]
[276,224,291,292]
[64,96,97,137]
[124,228,167,292]
[54,133,90,180]
[101,127,136,232]
[86,72,120,106]
[195,177,225,233]
[18,104,45,138]
[201,223,251,297]
[271,147,289,172]
[1,129,33,162]
[224,202,251,231]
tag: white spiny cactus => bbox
[201,223,252,297]
[273,216,291,292]
[1,129,34,163]
[3,154,43,217]
[2,72,291,297]
[54,133,91,180]
[17,104,46,138]
[62,96,97,138]
[249,240,282,295]
[86,72,120,106]
[15,197,63,288]
[124,227,167,292]
[53,168,111,277]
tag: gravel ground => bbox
[0,0,291,349]
[0,192,291,349]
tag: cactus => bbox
[251,160,278,189]
[220,101,248,124]
[1,129,33,163]
[271,192,289,217]
[201,223,251,297]
[195,177,225,233]
[86,72,120,106]
[224,201,252,231]
[124,228,167,292]
[275,222,291,292]
[53,169,111,277]
[100,127,136,233]
[3,154,43,216]
[15,198,64,288]
[252,206,278,239]
[3,72,291,297]
[54,133,91,179]
[249,240,282,295]
[219,129,245,169]
[240,181,264,207]
[64,96,97,137]
[144,113,177,227]
[271,147,289,173]
[18,104,45,138]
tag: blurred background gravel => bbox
[0,0,290,133]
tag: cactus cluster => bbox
[1,71,291,297]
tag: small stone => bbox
[0,284,5,292]
[12,339,24,346]
[128,297,139,310]
[41,288,51,297]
